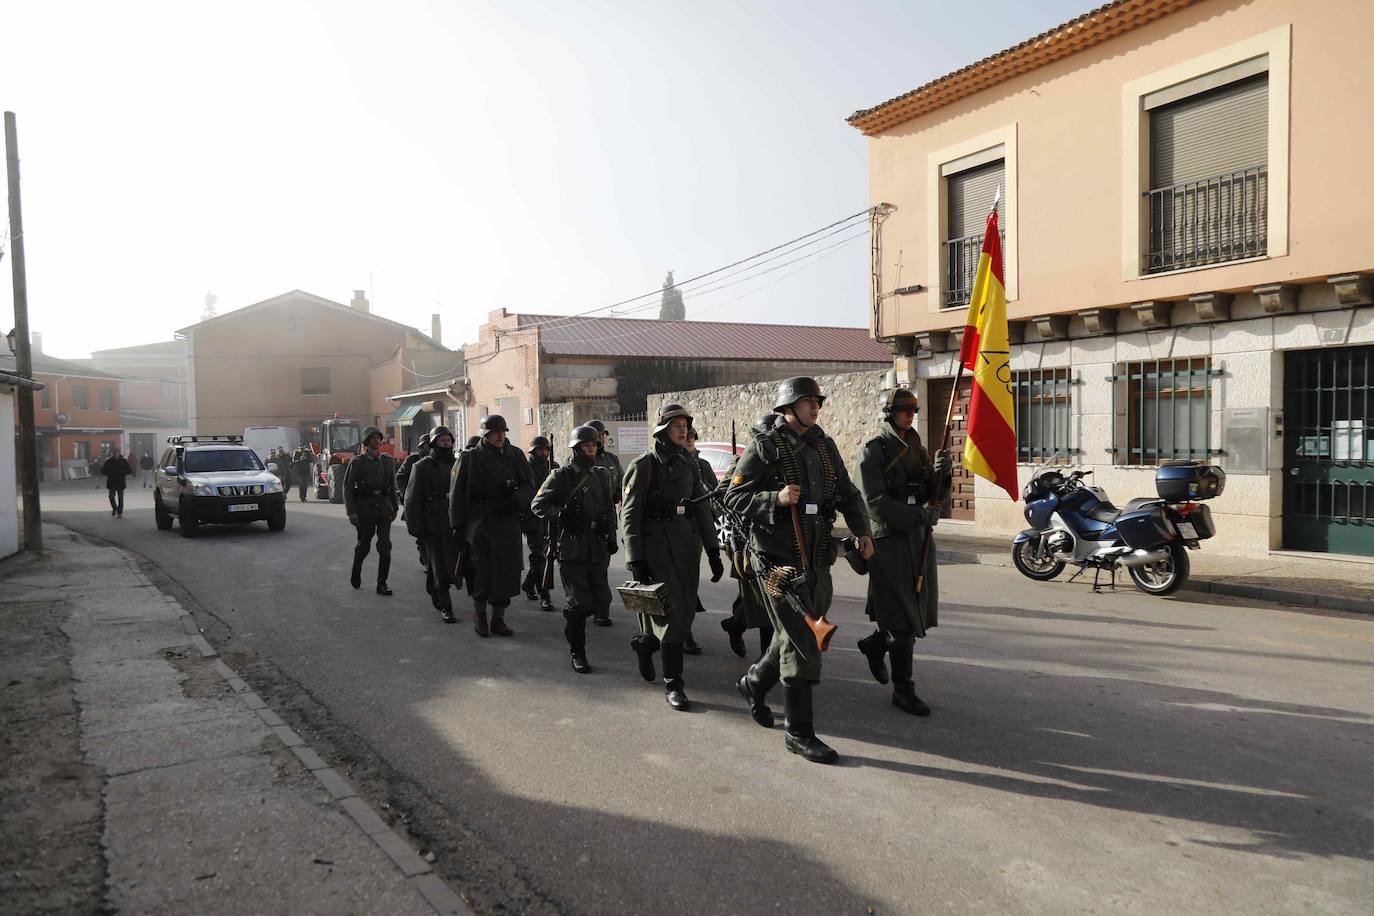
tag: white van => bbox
[242,426,302,464]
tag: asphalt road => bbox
[46,481,1374,914]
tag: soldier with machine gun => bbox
[723,378,873,764]
[344,426,399,596]
[403,427,459,622]
[530,426,617,673]
[521,435,558,612]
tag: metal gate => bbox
[1282,345,1374,557]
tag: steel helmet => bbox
[361,425,384,444]
[569,425,600,448]
[416,432,433,449]
[429,426,455,447]
[481,414,509,433]
[879,388,919,414]
[774,377,826,412]
[465,435,481,449]
[586,419,607,434]
[687,426,700,440]
[530,435,551,450]
[653,403,693,437]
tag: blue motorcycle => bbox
[1011,461,1225,596]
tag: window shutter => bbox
[947,160,1005,240]
[1150,74,1267,189]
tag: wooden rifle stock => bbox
[787,492,835,652]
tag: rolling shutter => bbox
[1150,74,1267,189]
[947,159,1005,240]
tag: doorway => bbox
[927,375,974,520]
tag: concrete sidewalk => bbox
[932,522,1374,615]
[0,524,470,914]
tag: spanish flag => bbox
[957,207,1018,501]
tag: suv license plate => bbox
[1176,521,1198,539]
[228,503,259,513]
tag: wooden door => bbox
[927,376,975,520]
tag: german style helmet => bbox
[569,425,600,448]
[774,376,826,412]
[653,403,693,436]
[481,414,509,433]
[879,388,919,414]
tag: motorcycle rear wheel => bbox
[1127,542,1190,596]
[1012,538,1066,581]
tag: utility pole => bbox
[6,111,42,552]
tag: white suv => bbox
[153,435,288,538]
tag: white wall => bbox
[1,387,19,557]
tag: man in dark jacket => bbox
[724,377,873,765]
[404,427,459,622]
[139,452,155,488]
[587,419,624,628]
[521,435,558,612]
[343,427,398,596]
[622,404,725,712]
[681,426,718,655]
[101,450,134,518]
[396,433,432,570]
[718,416,780,659]
[450,415,533,638]
[290,445,314,502]
[531,426,617,673]
[856,388,951,716]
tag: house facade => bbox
[1,346,125,481]
[851,0,1374,558]
[89,338,191,461]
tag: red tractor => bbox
[312,416,406,503]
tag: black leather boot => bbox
[857,629,890,685]
[682,631,703,656]
[473,602,489,637]
[783,684,838,764]
[539,588,554,612]
[350,554,364,590]
[565,608,590,674]
[720,615,746,658]
[888,633,930,716]
[736,660,779,728]
[437,591,455,624]
[376,555,393,596]
[662,643,690,711]
[630,633,659,682]
[522,573,538,601]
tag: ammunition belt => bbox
[768,429,838,565]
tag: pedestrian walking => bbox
[521,435,558,612]
[396,433,432,570]
[139,452,154,488]
[403,428,459,623]
[343,427,398,596]
[723,377,873,764]
[587,418,624,628]
[450,415,533,638]
[855,387,951,717]
[290,445,314,503]
[531,426,617,673]
[100,450,134,518]
[718,415,781,659]
[622,404,725,711]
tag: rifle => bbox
[541,515,559,591]
[779,451,837,653]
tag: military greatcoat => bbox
[450,440,534,604]
[530,457,616,617]
[621,439,716,644]
[857,422,950,637]
[723,421,871,684]
[524,450,559,580]
[404,452,458,590]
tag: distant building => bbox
[89,339,191,461]
[177,289,457,446]
[1,368,44,555]
[462,308,893,450]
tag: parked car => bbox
[154,435,288,538]
[695,442,746,482]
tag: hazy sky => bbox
[4,0,1090,359]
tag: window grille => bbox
[1109,358,1220,464]
[944,158,1005,309]
[1013,368,1074,462]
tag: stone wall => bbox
[537,402,576,455]
[653,369,891,470]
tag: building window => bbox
[1013,368,1073,462]
[100,388,115,411]
[1144,62,1268,274]
[72,385,89,410]
[300,367,331,395]
[943,158,1005,308]
[289,317,305,336]
[1111,358,1215,465]
[40,386,51,409]
[73,441,90,461]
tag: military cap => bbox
[653,403,693,436]
[481,414,509,433]
[774,377,826,413]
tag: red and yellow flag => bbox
[957,208,1018,501]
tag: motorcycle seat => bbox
[1086,502,1122,523]
[1123,497,1165,513]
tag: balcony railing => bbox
[1144,165,1267,274]
[942,231,1003,309]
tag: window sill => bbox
[1132,254,1268,281]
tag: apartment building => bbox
[851,0,1374,557]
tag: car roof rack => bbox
[167,435,245,444]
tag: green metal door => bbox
[1282,346,1374,556]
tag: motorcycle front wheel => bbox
[1127,542,1190,596]
[1011,538,1066,581]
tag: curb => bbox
[935,547,1374,617]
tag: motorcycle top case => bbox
[1155,461,1226,502]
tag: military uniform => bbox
[718,422,779,658]
[856,390,950,715]
[291,446,314,502]
[521,438,558,611]
[589,424,624,628]
[724,377,872,764]
[531,427,616,673]
[343,433,399,594]
[622,405,723,711]
[450,421,534,636]
[404,435,459,622]
[397,435,432,570]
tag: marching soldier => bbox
[530,426,617,673]
[622,404,725,711]
[718,415,780,659]
[587,419,624,628]
[397,432,433,573]
[521,435,558,612]
[291,444,314,502]
[724,377,873,764]
[450,415,534,637]
[682,426,717,655]
[344,426,399,596]
[403,427,459,623]
[856,388,951,716]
